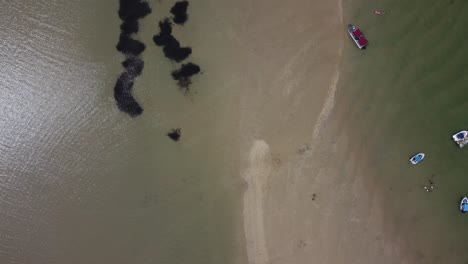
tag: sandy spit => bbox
[236,0,417,263]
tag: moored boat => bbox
[347,24,368,49]
[409,153,425,165]
[452,130,468,148]
[460,197,468,213]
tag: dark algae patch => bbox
[114,0,151,117]
[170,1,189,25]
[153,19,192,62]
[167,128,181,141]
[153,1,202,92]
[114,70,143,117]
[152,18,172,46]
[161,35,192,63]
[116,35,146,56]
[171,62,200,80]
[122,56,144,76]
[120,19,139,35]
[118,0,151,21]
[114,57,145,117]
[171,62,201,90]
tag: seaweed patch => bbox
[116,34,146,56]
[153,19,192,62]
[114,70,143,117]
[167,128,181,141]
[170,1,189,25]
[171,62,201,90]
[114,0,152,117]
[153,1,202,93]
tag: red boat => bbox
[347,24,368,49]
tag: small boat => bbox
[373,10,385,16]
[452,131,468,148]
[347,24,368,49]
[460,197,468,213]
[409,153,425,165]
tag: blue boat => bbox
[460,197,468,213]
[409,153,425,165]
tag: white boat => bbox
[452,131,468,148]
[460,197,468,213]
[409,153,425,165]
[347,24,368,49]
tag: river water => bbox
[0,1,246,263]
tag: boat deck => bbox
[347,24,367,49]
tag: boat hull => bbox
[452,131,468,148]
[409,153,425,165]
[460,197,468,213]
[347,24,367,49]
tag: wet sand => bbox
[236,0,417,263]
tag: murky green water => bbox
[0,1,246,263]
[339,0,468,262]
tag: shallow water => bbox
[0,1,245,263]
[339,0,468,262]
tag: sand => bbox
[243,140,271,264]
[237,0,418,263]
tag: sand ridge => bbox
[237,0,415,263]
[238,0,344,262]
[242,140,271,264]
[239,0,346,261]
